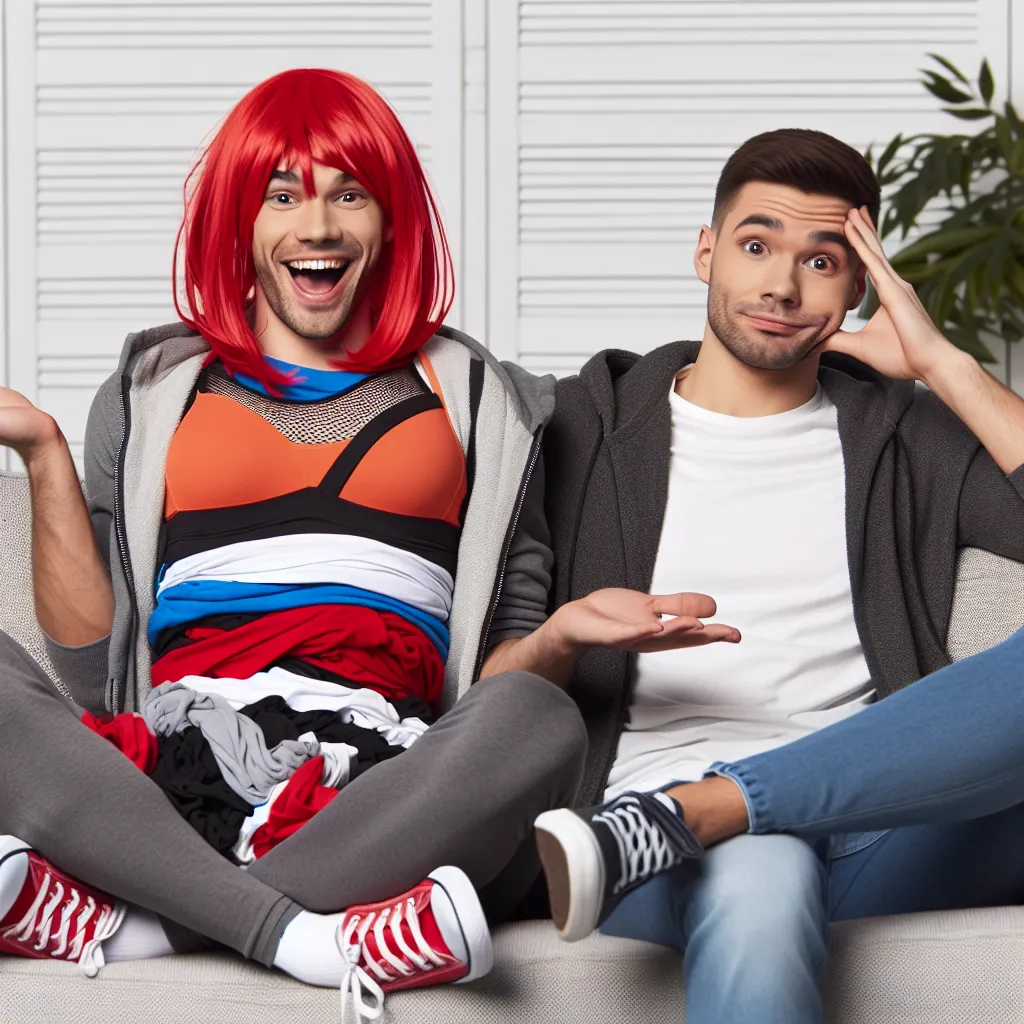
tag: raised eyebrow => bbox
[268,169,300,186]
[329,172,360,189]
[733,213,783,233]
[809,229,852,254]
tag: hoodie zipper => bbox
[110,372,138,713]
[472,430,543,681]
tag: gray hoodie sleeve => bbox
[957,448,1024,560]
[484,453,553,651]
[42,372,120,711]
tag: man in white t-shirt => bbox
[487,128,1024,1023]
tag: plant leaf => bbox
[1006,102,1024,138]
[890,224,998,262]
[996,117,1015,162]
[927,53,970,84]
[923,72,974,105]
[875,133,903,178]
[942,107,994,121]
[978,59,994,106]
[1011,139,1024,177]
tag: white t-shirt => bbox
[605,378,874,800]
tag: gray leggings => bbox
[0,632,587,966]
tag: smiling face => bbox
[695,181,867,371]
[251,160,388,346]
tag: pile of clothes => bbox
[83,667,432,864]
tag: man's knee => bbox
[686,835,828,959]
[468,671,588,780]
[0,630,52,700]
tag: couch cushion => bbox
[3,913,1024,1024]
[947,547,1024,659]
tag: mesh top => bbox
[201,366,426,445]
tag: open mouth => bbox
[284,258,352,304]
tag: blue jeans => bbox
[602,627,1024,1024]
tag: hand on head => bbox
[818,206,952,382]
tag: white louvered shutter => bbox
[6,0,464,464]
[487,0,1013,377]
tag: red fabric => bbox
[80,711,158,774]
[149,602,442,708]
[150,604,444,709]
[251,756,338,859]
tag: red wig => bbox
[173,68,453,384]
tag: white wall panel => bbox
[5,0,464,461]
[489,0,1013,378]
[1,0,1021,470]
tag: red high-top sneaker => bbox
[0,836,125,977]
[337,865,492,1022]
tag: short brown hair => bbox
[712,128,880,229]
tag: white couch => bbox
[2,470,1023,1024]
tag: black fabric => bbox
[161,488,461,577]
[151,612,267,660]
[238,696,426,781]
[317,392,444,495]
[458,356,485,525]
[546,341,1024,807]
[150,727,252,858]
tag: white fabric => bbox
[182,668,430,749]
[232,740,358,865]
[607,380,873,799]
[102,907,175,963]
[233,780,288,865]
[320,742,358,789]
[157,533,455,621]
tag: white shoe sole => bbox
[534,809,605,943]
[427,865,493,984]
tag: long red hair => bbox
[173,68,453,384]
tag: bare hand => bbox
[551,588,741,655]
[821,206,954,382]
[0,388,60,460]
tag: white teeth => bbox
[286,259,345,271]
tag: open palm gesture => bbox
[555,588,740,654]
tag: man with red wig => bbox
[0,69,733,1018]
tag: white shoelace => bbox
[0,869,125,977]
[594,798,681,895]
[336,895,452,1024]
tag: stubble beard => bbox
[706,279,825,371]
[253,251,361,342]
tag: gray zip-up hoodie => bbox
[47,322,555,716]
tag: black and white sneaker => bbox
[534,791,703,942]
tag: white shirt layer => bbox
[605,379,874,800]
[157,533,454,621]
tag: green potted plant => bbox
[864,54,1024,362]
